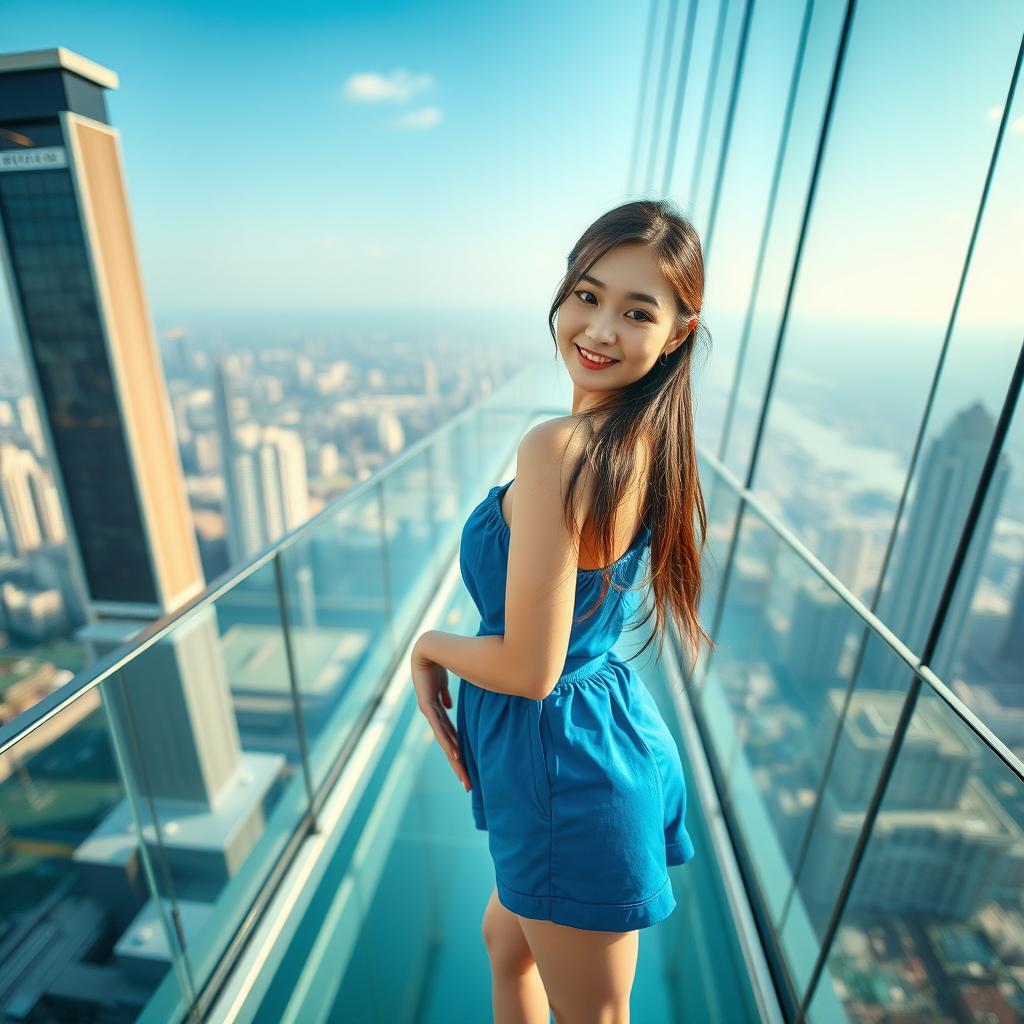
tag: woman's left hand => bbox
[411,634,472,791]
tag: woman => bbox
[411,198,715,1023]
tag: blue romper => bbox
[456,477,696,932]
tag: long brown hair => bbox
[547,198,718,675]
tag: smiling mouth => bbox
[575,344,620,365]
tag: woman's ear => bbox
[674,317,699,352]
[664,318,696,357]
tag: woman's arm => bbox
[414,418,588,701]
[412,629,536,699]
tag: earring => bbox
[659,351,669,366]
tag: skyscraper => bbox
[0,47,203,618]
[0,47,281,1005]
[213,356,311,563]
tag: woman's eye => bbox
[574,290,652,323]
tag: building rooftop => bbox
[0,47,118,90]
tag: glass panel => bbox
[474,400,527,478]
[632,0,676,193]
[0,685,191,1022]
[806,684,1024,1022]
[698,500,920,963]
[860,63,1024,738]
[431,414,469,535]
[719,0,848,480]
[665,0,725,206]
[777,628,919,998]
[689,0,752,237]
[279,481,394,791]
[450,415,484,511]
[690,454,745,690]
[644,0,693,195]
[109,560,309,994]
[692,0,811,460]
[748,1,1024,603]
[382,450,436,639]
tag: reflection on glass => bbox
[691,0,809,462]
[279,483,393,790]
[0,687,190,1021]
[699,502,895,932]
[746,1,1023,609]
[807,687,1024,1022]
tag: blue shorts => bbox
[456,650,696,932]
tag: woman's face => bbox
[556,243,694,408]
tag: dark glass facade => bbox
[0,159,157,605]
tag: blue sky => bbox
[2,0,1020,343]
[1,0,651,317]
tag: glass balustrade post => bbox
[102,671,197,1012]
[425,441,441,577]
[375,480,398,661]
[108,669,201,1013]
[273,552,319,832]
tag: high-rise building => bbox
[15,394,43,457]
[213,356,310,563]
[860,403,1010,690]
[0,47,203,618]
[802,690,1021,921]
[0,47,280,1002]
[0,442,65,553]
[0,443,43,553]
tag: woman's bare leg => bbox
[482,886,552,1024]
[514,913,639,1024]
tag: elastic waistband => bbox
[553,651,611,688]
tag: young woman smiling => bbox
[412,199,715,1023]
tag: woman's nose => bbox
[585,317,617,343]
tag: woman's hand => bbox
[411,633,472,792]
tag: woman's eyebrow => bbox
[579,274,662,310]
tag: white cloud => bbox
[1011,115,1024,134]
[393,106,443,130]
[341,69,435,103]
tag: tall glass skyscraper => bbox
[0,47,203,618]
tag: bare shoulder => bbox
[517,416,594,500]
[519,414,587,451]
[509,414,651,570]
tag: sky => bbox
[0,0,652,319]
[1,0,1020,348]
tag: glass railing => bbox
[0,359,568,1024]
[690,443,1024,1021]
